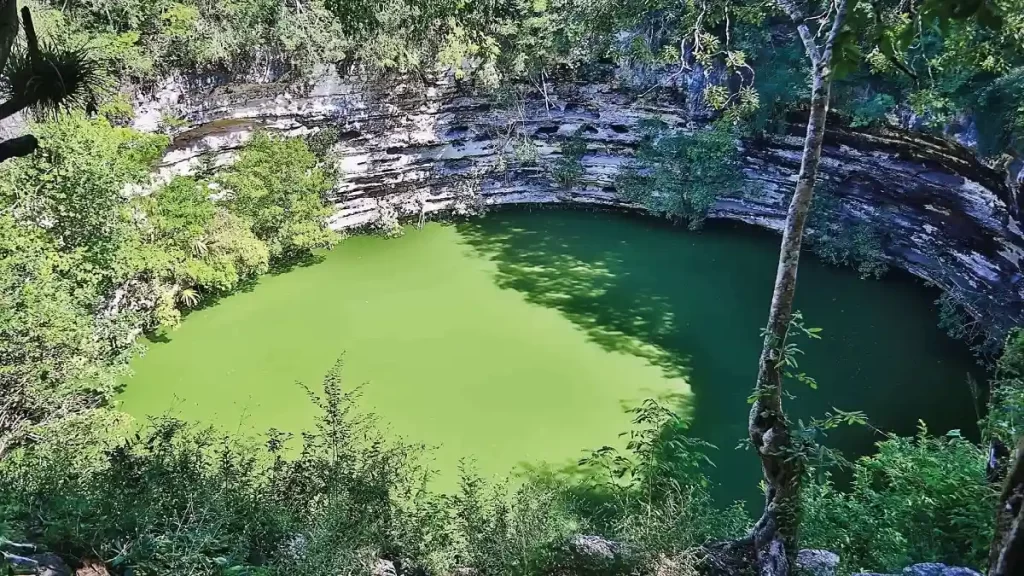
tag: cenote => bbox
[120,208,981,504]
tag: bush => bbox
[851,93,897,128]
[801,425,995,574]
[137,176,270,295]
[0,375,753,576]
[552,130,588,189]
[983,329,1024,446]
[0,362,441,576]
[615,121,743,230]
[217,132,339,262]
[575,399,750,564]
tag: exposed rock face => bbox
[796,549,840,576]
[145,69,1024,335]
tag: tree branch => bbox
[0,0,18,76]
[777,0,822,65]
[0,93,28,121]
[822,0,849,64]
[0,134,37,163]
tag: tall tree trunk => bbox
[746,1,847,574]
[990,437,1024,576]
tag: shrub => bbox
[615,121,743,230]
[138,177,270,295]
[0,362,441,576]
[217,132,338,262]
[801,424,995,574]
[552,129,588,189]
[983,329,1024,446]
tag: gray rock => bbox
[796,549,840,576]
[555,534,632,574]
[936,567,982,576]
[901,564,982,576]
[32,553,72,576]
[372,558,397,576]
[2,552,39,575]
[569,535,625,561]
[903,564,946,576]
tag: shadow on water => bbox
[457,213,693,383]
[456,208,747,499]
[455,206,983,506]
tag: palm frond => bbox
[176,287,202,308]
[2,40,108,117]
[190,238,209,258]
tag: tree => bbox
[135,176,270,299]
[216,132,338,262]
[741,1,850,573]
[0,113,167,275]
[0,214,122,458]
[0,2,105,163]
[990,436,1024,576]
[738,1,1008,572]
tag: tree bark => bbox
[990,437,1024,576]
[0,133,37,163]
[0,0,19,77]
[746,1,847,574]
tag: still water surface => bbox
[121,209,980,503]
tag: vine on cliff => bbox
[552,127,588,190]
[806,183,889,279]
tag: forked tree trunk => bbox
[990,437,1024,576]
[746,1,847,574]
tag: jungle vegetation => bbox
[0,0,1023,575]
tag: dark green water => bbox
[121,208,981,505]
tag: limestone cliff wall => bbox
[141,70,1024,336]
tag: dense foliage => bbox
[616,122,744,229]
[2,0,1023,574]
[982,329,1024,446]
[0,362,1005,576]
[802,426,995,573]
[216,133,338,261]
[0,367,740,576]
[23,0,1022,155]
[0,114,337,457]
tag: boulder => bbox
[902,564,982,576]
[796,549,840,576]
[31,553,71,576]
[372,558,397,576]
[552,535,632,575]
[569,535,625,561]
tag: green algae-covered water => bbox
[120,209,981,503]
